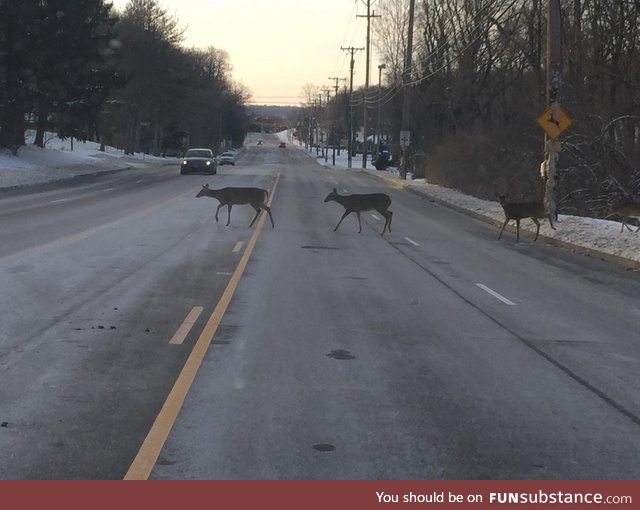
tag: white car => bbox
[218,151,236,166]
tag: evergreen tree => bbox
[0,1,38,152]
[0,0,117,152]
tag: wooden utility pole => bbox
[399,0,415,180]
[329,76,346,165]
[541,0,563,218]
[321,88,332,161]
[341,46,364,169]
[357,1,381,169]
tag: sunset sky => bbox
[110,0,381,105]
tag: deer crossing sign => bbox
[537,105,572,139]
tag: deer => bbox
[324,188,393,235]
[605,201,640,232]
[496,193,556,242]
[196,184,274,228]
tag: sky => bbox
[110,0,381,106]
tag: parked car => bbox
[218,151,236,166]
[180,148,217,174]
[279,142,287,148]
[374,150,390,170]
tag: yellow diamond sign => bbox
[537,105,572,139]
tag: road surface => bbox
[1,135,640,479]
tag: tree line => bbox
[307,0,639,218]
[0,0,249,156]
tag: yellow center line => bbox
[169,306,204,345]
[124,172,281,480]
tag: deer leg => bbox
[248,205,261,227]
[498,219,509,240]
[532,218,541,241]
[377,209,392,234]
[356,212,363,233]
[516,219,520,242]
[382,212,390,234]
[226,204,232,226]
[215,203,225,223]
[334,210,350,232]
[262,204,274,228]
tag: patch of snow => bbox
[0,132,166,189]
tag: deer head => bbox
[196,183,210,198]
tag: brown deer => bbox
[324,188,392,235]
[196,184,274,228]
[605,202,640,232]
[496,193,556,242]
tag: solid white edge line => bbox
[476,283,516,306]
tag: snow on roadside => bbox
[0,132,166,189]
[401,179,640,266]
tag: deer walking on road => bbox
[196,184,274,228]
[605,202,640,232]
[496,193,555,242]
[324,188,392,235]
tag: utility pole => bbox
[320,88,331,161]
[357,1,381,169]
[377,63,387,160]
[541,0,563,219]
[341,46,364,169]
[316,94,322,156]
[399,0,415,180]
[329,77,346,165]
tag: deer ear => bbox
[203,183,209,189]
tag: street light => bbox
[377,63,387,159]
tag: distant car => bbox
[218,151,236,166]
[180,148,217,174]
[278,142,287,148]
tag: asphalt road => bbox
[1,136,640,479]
